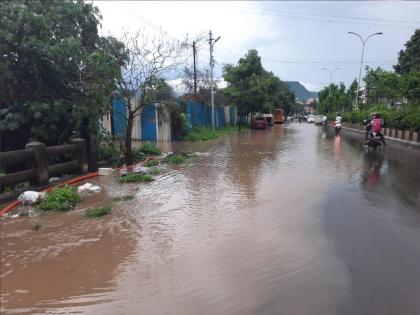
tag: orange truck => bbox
[274,109,285,124]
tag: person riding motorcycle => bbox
[364,112,386,146]
[371,113,386,146]
[363,112,375,143]
[334,113,342,135]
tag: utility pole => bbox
[348,31,383,110]
[209,30,220,131]
[192,41,197,96]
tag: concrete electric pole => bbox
[209,30,220,131]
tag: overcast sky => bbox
[93,1,420,92]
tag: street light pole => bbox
[348,31,383,110]
[321,67,341,96]
[209,31,221,131]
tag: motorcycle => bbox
[365,131,382,151]
[334,122,342,135]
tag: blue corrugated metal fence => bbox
[141,104,157,141]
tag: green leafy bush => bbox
[131,147,146,163]
[149,167,161,175]
[143,159,159,167]
[341,103,420,131]
[38,185,80,211]
[138,142,161,155]
[85,205,112,218]
[161,154,186,165]
[120,174,154,183]
[168,102,188,140]
[98,130,122,166]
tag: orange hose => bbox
[0,156,156,217]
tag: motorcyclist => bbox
[371,113,386,146]
[363,112,375,144]
[334,113,342,135]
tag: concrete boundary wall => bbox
[341,122,420,147]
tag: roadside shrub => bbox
[149,167,161,175]
[120,174,154,183]
[98,130,122,166]
[85,204,111,218]
[341,103,420,131]
[131,147,146,163]
[38,185,80,211]
[161,154,186,165]
[139,142,161,155]
[168,102,188,140]
[143,159,159,167]
[400,109,420,131]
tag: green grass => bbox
[111,195,134,202]
[38,185,80,211]
[119,173,154,183]
[161,154,187,165]
[85,204,112,218]
[143,159,159,167]
[138,142,161,155]
[148,167,161,175]
[182,126,238,141]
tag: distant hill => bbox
[285,81,318,101]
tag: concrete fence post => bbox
[71,138,88,174]
[25,142,49,186]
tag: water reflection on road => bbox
[1,123,420,314]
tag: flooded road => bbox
[1,123,420,314]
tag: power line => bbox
[234,6,420,25]
[231,6,419,29]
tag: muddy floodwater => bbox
[1,124,420,314]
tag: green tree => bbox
[222,49,294,129]
[317,81,355,114]
[363,67,404,105]
[394,29,420,75]
[0,0,126,156]
[404,71,420,107]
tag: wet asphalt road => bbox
[1,122,420,315]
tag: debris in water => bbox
[77,183,102,194]
[98,168,113,176]
[17,191,46,205]
[49,177,60,183]
[133,166,151,174]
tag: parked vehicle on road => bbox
[263,114,274,126]
[251,116,268,129]
[315,115,327,126]
[274,109,285,124]
[307,115,316,123]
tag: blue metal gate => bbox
[230,107,237,125]
[141,104,157,141]
[112,98,127,142]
